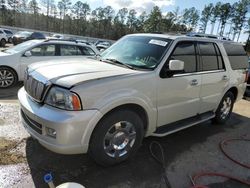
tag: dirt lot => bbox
[0,85,250,188]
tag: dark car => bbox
[12,31,46,45]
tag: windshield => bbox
[4,40,41,54]
[101,35,172,70]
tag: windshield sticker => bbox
[149,39,168,47]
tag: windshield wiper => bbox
[102,58,136,70]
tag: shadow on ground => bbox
[0,82,23,100]
[25,112,250,188]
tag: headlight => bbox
[45,87,82,111]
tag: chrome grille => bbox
[24,71,50,102]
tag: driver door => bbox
[157,41,201,126]
[19,44,58,79]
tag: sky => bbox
[57,0,248,42]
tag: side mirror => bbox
[24,51,32,57]
[169,60,184,71]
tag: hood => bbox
[29,58,140,88]
[0,52,11,57]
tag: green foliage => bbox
[144,6,162,32]
[200,3,213,33]
[182,7,199,31]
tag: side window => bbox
[214,44,225,70]
[170,41,197,73]
[223,43,248,70]
[80,46,96,56]
[60,45,83,56]
[0,30,3,34]
[4,30,12,34]
[30,45,56,56]
[31,33,44,39]
[199,42,219,71]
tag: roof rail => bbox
[44,38,92,45]
[44,38,76,42]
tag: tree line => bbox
[0,0,250,42]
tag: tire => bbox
[0,39,6,47]
[212,91,235,124]
[89,109,144,166]
[8,37,12,43]
[0,67,18,88]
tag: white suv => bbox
[0,29,8,47]
[18,34,248,166]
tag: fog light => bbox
[46,127,57,138]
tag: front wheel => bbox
[89,109,144,166]
[0,67,18,88]
[213,91,235,124]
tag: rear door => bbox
[59,44,96,57]
[157,41,202,126]
[198,42,228,113]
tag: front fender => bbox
[98,95,157,136]
[80,92,157,150]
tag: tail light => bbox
[244,70,249,83]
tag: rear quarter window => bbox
[223,43,248,70]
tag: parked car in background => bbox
[0,28,13,43]
[95,41,112,52]
[0,29,8,47]
[51,34,64,39]
[0,39,99,88]
[95,40,112,51]
[12,31,46,45]
[96,42,111,51]
[18,34,248,166]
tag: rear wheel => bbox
[0,39,6,47]
[89,109,144,166]
[213,91,235,124]
[0,67,18,88]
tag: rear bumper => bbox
[18,87,102,154]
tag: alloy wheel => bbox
[103,121,136,158]
[220,97,232,119]
[0,69,15,88]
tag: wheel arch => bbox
[1,38,6,42]
[227,87,238,101]
[99,103,149,132]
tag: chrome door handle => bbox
[190,79,198,86]
[222,75,229,81]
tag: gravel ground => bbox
[0,97,249,188]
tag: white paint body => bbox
[18,34,247,155]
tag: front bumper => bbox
[18,87,102,154]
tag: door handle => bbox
[190,79,198,86]
[222,75,229,81]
